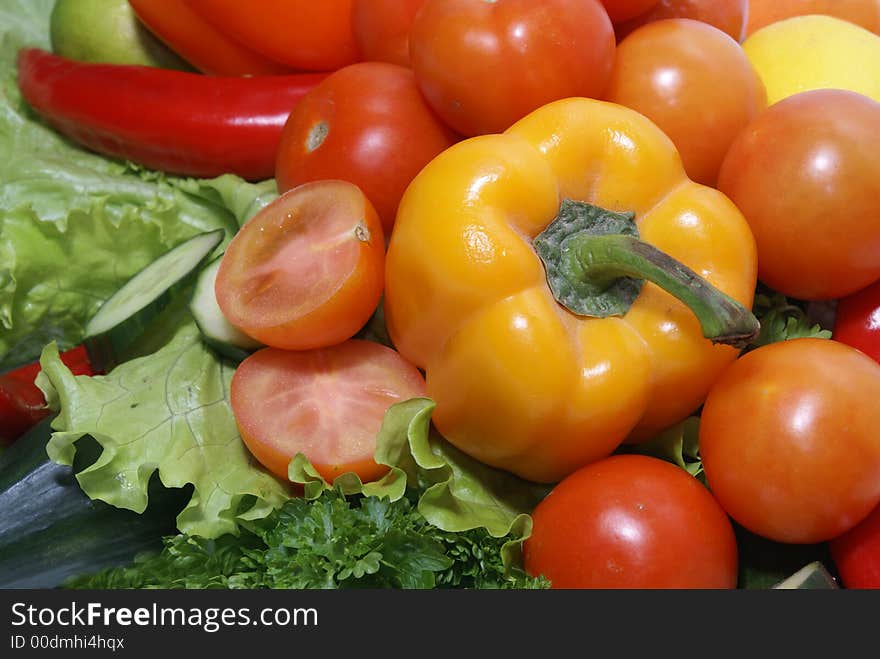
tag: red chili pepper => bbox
[833,279,880,363]
[0,346,95,446]
[16,48,327,181]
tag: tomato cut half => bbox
[215,180,385,351]
[230,340,427,483]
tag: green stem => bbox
[533,199,759,349]
[568,233,759,348]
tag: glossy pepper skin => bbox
[833,279,880,364]
[16,48,327,181]
[0,345,94,446]
[384,97,758,483]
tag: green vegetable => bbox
[0,416,187,589]
[748,290,832,350]
[190,256,262,362]
[36,323,292,539]
[288,398,551,572]
[0,0,277,371]
[84,229,225,372]
[50,0,193,70]
[65,490,549,590]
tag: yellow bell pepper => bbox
[384,97,759,483]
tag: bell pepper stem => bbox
[568,232,759,348]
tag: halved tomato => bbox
[215,180,384,351]
[230,340,427,483]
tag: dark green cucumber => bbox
[190,256,262,362]
[0,416,188,589]
[83,229,224,372]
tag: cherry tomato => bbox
[604,19,765,186]
[215,180,385,351]
[523,454,739,589]
[129,0,293,75]
[745,0,880,37]
[833,279,880,364]
[184,0,359,71]
[699,338,880,545]
[600,0,659,23]
[275,62,458,235]
[409,0,616,137]
[230,340,427,483]
[352,0,426,67]
[830,501,880,589]
[717,89,880,300]
[615,0,748,42]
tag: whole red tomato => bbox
[409,0,616,137]
[830,501,880,589]
[699,338,880,545]
[352,0,426,67]
[523,454,738,589]
[275,62,458,234]
[717,89,880,300]
[600,0,659,22]
[604,18,765,186]
[615,0,748,41]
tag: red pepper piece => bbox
[0,345,95,446]
[129,0,295,76]
[16,48,327,181]
[833,279,880,364]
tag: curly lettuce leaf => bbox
[289,398,550,574]
[0,1,277,369]
[619,416,704,482]
[35,325,291,539]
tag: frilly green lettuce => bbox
[0,0,277,369]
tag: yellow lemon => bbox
[742,14,880,105]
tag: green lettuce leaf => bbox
[0,1,277,369]
[35,325,291,539]
[289,398,550,573]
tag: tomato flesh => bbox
[230,340,427,483]
[215,180,385,351]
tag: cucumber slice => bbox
[190,256,262,361]
[772,561,839,589]
[84,229,224,372]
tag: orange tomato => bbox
[605,19,766,186]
